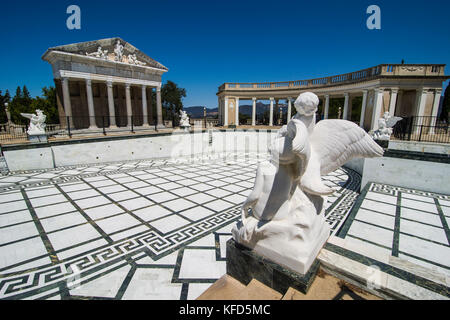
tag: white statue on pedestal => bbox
[21,109,47,135]
[179,110,191,131]
[371,112,402,141]
[232,92,384,275]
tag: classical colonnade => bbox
[60,76,164,130]
[217,64,448,132]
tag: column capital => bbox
[344,92,349,97]
[252,97,257,101]
[156,87,161,92]
[86,79,92,86]
[390,88,399,93]
[62,77,69,83]
[125,83,131,89]
[107,81,113,88]
[362,89,368,94]
[324,94,330,98]
[270,97,274,101]
[435,89,442,95]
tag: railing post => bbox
[131,115,134,133]
[407,117,413,141]
[67,116,71,138]
[418,125,423,142]
[102,116,106,136]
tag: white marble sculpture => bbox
[86,46,108,59]
[21,109,47,135]
[114,40,124,62]
[127,54,147,66]
[371,112,402,141]
[179,110,191,131]
[232,92,384,275]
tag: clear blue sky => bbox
[0,0,449,108]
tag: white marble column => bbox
[269,98,274,126]
[324,95,330,119]
[141,85,149,126]
[85,79,97,129]
[252,97,257,126]
[371,88,385,131]
[287,97,292,123]
[415,88,428,118]
[224,96,229,126]
[156,87,164,128]
[360,90,368,128]
[125,83,133,126]
[343,93,349,120]
[429,89,442,134]
[61,77,74,128]
[389,89,398,117]
[235,97,240,126]
[106,81,117,128]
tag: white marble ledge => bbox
[327,235,449,288]
[318,247,448,300]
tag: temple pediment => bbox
[43,37,168,71]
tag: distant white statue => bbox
[179,110,191,131]
[114,40,124,62]
[21,109,47,135]
[86,46,108,59]
[232,92,384,275]
[371,112,402,140]
[127,54,147,66]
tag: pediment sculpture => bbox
[21,109,47,135]
[232,92,384,274]
[85,40,147,66]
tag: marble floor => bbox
[0,153,359,300]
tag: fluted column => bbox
[85,79,97,129]
[252,97,257,126]
[429,89,442,134]
[235,97,240,126]
[371,88,384,131]
[389,89,398,117]
[360,90,368,128]
[324,95,330,119]
[141,85,149,126]
[125,83,133,126]
[224,96,229,126]
[61,77,74,128]
[287,97,292,123]
[269,97,274,126]
[343,93,349,120]
[106,81,117,128]
[156,87,164,128]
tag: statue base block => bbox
[28,134,48,143]
[226,239,320,294]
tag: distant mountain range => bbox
[184,102,288,118]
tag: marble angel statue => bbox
[371,112,402,140]
[21,109,47,135]
[232,92,384,274]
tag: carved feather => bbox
[309,120,384,176]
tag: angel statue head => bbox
[294,92,319,116]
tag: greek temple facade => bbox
[217,64,449,131]
[42,38,168,130]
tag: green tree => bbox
[441,84,449,122]
[161,81,186,124]
[9,86,33,124]
[30,87,59,124]
[0,90,11,123]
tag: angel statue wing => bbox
[20,113,35,120]
[386,116,402,128]
[300,119,384,196]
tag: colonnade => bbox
[61,77,164,129]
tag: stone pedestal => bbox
[28,134,48,143]
[226,239,320,294]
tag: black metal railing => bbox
[392,116,450,144]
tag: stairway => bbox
[197,270,382,300]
